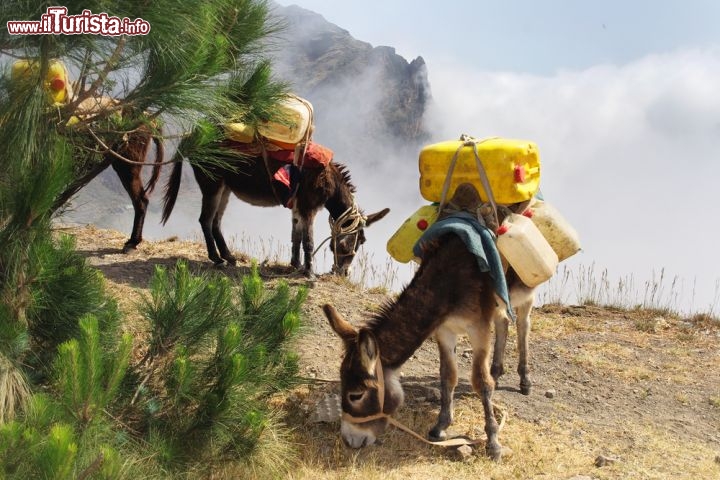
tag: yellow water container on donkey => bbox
[11,59,72,105]
[257,95,314,148]
[223,122,256,143]
[386,205,440,263]
[419,138,541,204]
[223,95,314,146]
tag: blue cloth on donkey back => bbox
[413,211,515,321]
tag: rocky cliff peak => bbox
[269,4,430,146]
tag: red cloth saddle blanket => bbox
[221,139,333,208]
[222,140,333,169]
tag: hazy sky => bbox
[265,1,720,313]
[275,0,720,74]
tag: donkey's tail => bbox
[143,127,165,195]
[161,152,183,225]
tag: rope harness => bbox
[313,202,367,271]
[291,95,315,172]
[341,356,506,448]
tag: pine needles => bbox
[132,261,305,471]
[1,1,303,476]
[0,261,307,477]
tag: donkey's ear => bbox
[364,208,390,227]
[323,304,357,341]
[357,329,379,375]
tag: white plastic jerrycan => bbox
[496,213,558,287]
[525,199,581,262]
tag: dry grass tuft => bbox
[687,311,720,329]
[0,355,31,423]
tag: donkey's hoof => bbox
[428,427,447,441]
[490,364,505,381]
[223,256,237,266]
[486,447,502,462]
[520,382,532,396]
[486,445,513,462]
[122,243,138,254]
[486,442,511,462]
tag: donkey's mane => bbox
[362,238,441,333]
[364,302,393,333]
[333,162,357,194]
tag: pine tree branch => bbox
[73,47,93,101]
[67,36,126,113]
[0,49,25,59]
[51,155,113,214]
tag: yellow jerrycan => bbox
[386,204,440,263]
[419,137,540,205]
[257,95,314,149]
[223,122,256,143]
[11,59,72,105]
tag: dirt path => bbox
[65,225,720,479]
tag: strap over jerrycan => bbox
[419,136,541,205]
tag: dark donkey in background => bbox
[56,125,164,252]
[161,147,389,275]
[111,127,164,252]
[323,185,535,460]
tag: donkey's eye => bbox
[348,392,365,403]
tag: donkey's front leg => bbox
[301,211,317,276]
[290,210,302,270]
[429,327,458,441]
[513,285,534,395]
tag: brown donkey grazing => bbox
[323,235,535,460]
[161,152,389,275]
